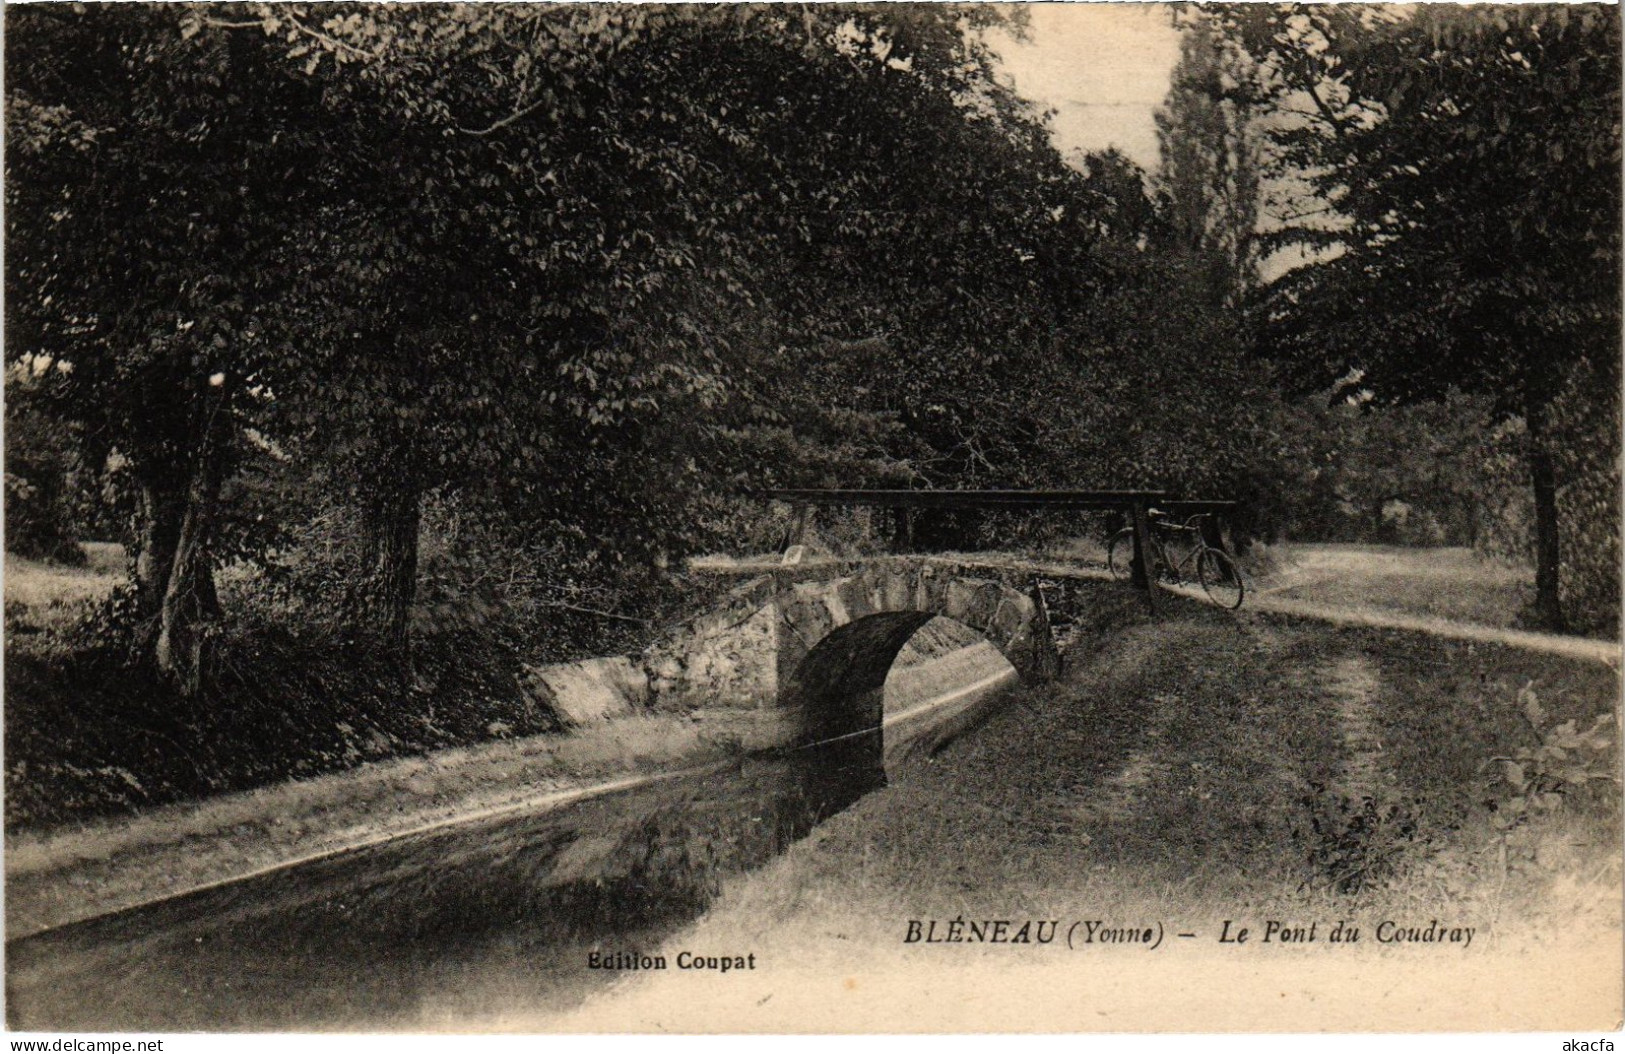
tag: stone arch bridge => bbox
[527,556,1108,764]
[532,484,1245,765]
[637,557,1070,754]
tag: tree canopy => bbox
[12,3,1251,684]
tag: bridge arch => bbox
[779,610,936,749]
[774,565,1058,751]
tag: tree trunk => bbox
[1525,392,1565,633]
[153,492,223,695]
[133,471,187,622]
[154,385,231,694]
[361,476,421,666]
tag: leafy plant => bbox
[1483,682,1618,834]
[1296,783,1425,895]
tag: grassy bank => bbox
[538,603,1620,1032]
[3,545,707,833]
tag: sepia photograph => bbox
[3,0,1621,1037]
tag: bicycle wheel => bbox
[1106,529,1137,581]
[1197,547,1245,609]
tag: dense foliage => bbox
[6,3,1293,658]
[4,1,1285,813]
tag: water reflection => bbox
[7,736,885,1031]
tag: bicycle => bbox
[1106,510,1246,610]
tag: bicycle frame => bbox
[1143,518,1204,583]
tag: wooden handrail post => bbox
[1130,499,1160,614]
[786,505,812,553]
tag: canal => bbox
[7,653,1016,1030]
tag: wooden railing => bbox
[759,489,1240,613]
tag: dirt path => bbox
[703,548,1620,667]
[1253,620,1393,799]
[961,544,1617,668]
[1241,592,1620,666]
[1319,654,1391,797]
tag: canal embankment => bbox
[6,619,1015,939]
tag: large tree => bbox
[1154,9,1265,308]
[1226,4,1621,629]
[6,6,359,688]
